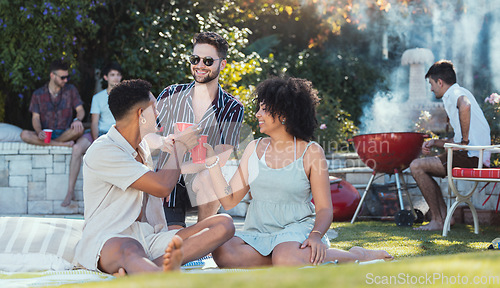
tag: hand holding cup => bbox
[42,129,53,143]
[173,123,201,151]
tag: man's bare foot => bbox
[61,193,74,207]
[163,235,183,271]
[413,220,445,231]
[349,246,394,262]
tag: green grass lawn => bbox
[62,221,500,288]
[331,220,500,258]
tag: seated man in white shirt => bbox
[410,60,491,231]
[74,79,235,274]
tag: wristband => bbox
[205,156,219,169]
[73,117,81,122]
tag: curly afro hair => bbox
[108,79,152,121]
[255,77,319,141]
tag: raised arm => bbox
[203,140,256,210]
[130,126,200,198]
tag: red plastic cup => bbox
[191,135,208,164]
[176,122,193,132]
[43,129,53,144]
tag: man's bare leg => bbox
[99,236,184,275]
[54,128,84,142]
[410,157,449,231]
[62,136,91,206]
[175,214,234,264]
[20,130,74,147]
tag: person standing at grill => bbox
[410,60,491,231]
[156,31,244,229]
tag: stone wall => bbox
[0,143,243,216]
[0,142,82,215]
[2,144,497,217]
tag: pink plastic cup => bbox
[43,129,53,144]
[176,122,194,132]
[191,135,208,164]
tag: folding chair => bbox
[442,143,500,236]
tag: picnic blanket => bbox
[0,216,222,287]
[0,255,221,287]
[0,216,341,286]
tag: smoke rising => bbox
[354,0,500,134]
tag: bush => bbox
[0,0,99,127]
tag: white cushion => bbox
[0,123,22,142]
[0,217,84,272]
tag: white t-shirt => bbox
[442,83,491,165]
[90,89,115,135]
[74,125,168,270]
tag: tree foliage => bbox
[0,0,402,152]
[0,0,100,124]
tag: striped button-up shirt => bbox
[155,82,244,206]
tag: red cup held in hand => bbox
[43,129,53,144]
[176,122,193,132]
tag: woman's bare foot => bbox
[349,247,394,262]
[163,235,183,271]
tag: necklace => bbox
[48,85,59,98]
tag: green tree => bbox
[222,0,389,150]
[0,0,99,126]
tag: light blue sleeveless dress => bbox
[234,138,330,256]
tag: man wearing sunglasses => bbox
[156,31,244,229]
[21,60,86,209]
[21,59,85,147]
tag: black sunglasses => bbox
[54,73,70,80]
[189,55,224,67]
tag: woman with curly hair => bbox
[201,76,392,267]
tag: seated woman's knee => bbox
[212,244,237,268]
